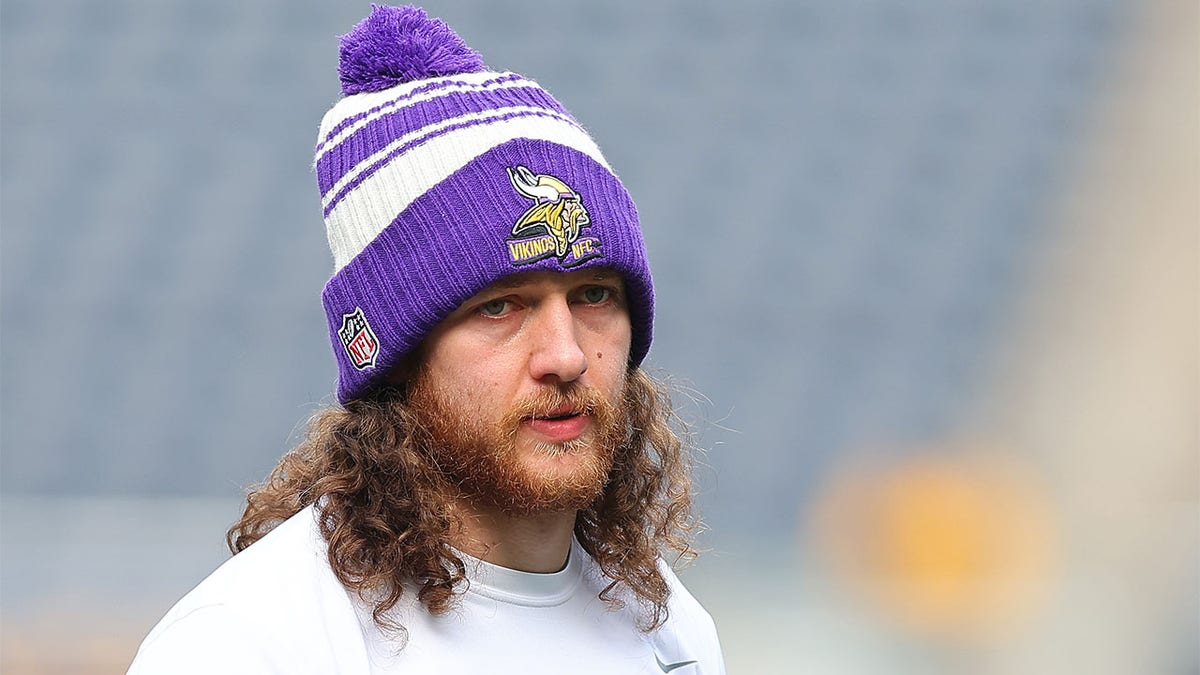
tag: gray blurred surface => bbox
[1,0,1121,533]
[11,1,1193,674]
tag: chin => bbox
[525,436,591,457]
[496,441,613,513]
[517,444,605,482]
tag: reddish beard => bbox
[408,372,628,516]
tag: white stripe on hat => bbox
[324,114,610,271]
[321,105,582,211]
[315,72,537,163]
[317,71,498,143]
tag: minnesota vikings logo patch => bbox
[505,166,603,267]
[338,307,379,370]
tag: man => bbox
[128,5,724,673]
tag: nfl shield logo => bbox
[338,307,379,370]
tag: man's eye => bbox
[582,287,611,304]
[479,299,510,316]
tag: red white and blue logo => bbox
[338,306,379,370]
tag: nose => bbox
[527,297,588,383]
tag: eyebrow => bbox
[496,276,530,289]
[493,270,618,289]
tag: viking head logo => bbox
[507,166,592,259]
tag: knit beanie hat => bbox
[316,5,654,403]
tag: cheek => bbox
[609,320,633,365]
[435,362,496,401]
[429,348,515,410]
[591,339,630,388]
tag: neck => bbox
[451,503,577,573]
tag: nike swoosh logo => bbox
[656,654,698,672]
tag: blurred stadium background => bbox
[1,0,1195,672]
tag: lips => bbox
[523,404,590,442]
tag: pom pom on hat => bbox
[338,4,486,95]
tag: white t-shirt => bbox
[128,506,725,674]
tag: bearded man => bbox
[128,5,724,674]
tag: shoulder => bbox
[659,561,720,636]
[656,560,727,675]
[159,506,333,620]
[576,548,726,674]
[127,604,272,674]
[128,506,369,673]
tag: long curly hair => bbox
[227,367,698,634]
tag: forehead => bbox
[478,268,623,294]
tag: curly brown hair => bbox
[227,367,698,634]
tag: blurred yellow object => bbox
[810,449,1057,642]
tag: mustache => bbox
[507,384,606,422]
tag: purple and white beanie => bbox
[316,5,654,403]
